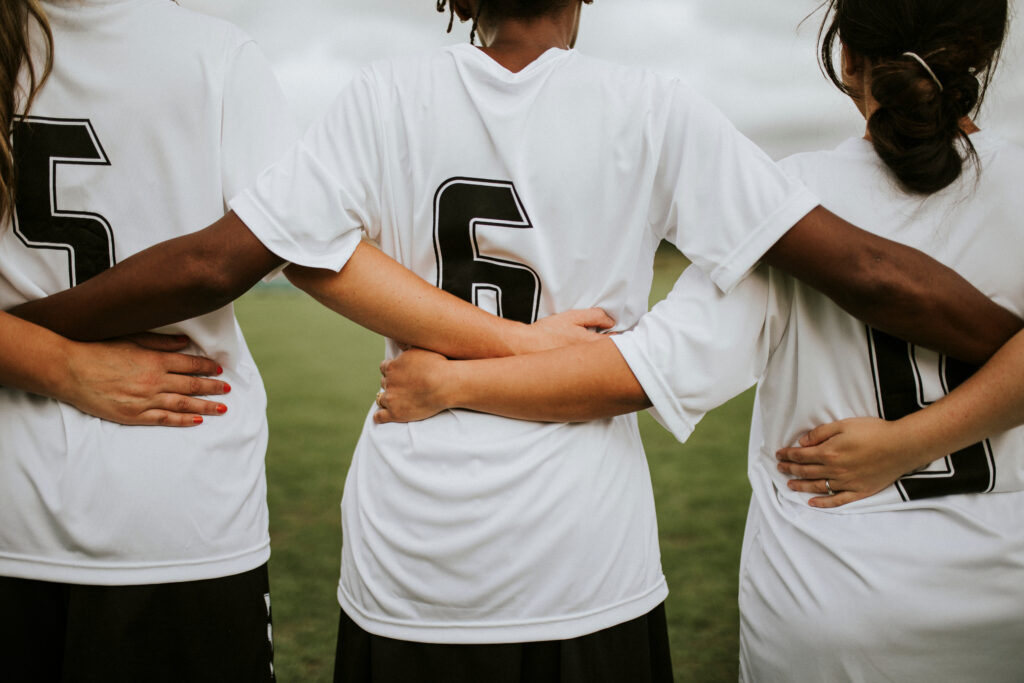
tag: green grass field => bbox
[235,247,754,681]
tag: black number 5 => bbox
[867,327,996,500]
[13,116,115,286]
[433,178,540,324]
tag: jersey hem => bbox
[336,578,668,644]
[710,187,819,293]
[0,543,270,586]
[613,334,697,443]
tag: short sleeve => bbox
[611,265,788,442]
[652,83,819,293]
[229,69,383,272]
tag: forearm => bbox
[898,327,1024,456]
[286,242,535,360]
[0,312,76,399]
[9,212,282,341]
[444,338,650,421]
[764,206,1022,364]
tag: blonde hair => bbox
[1,0,53,222]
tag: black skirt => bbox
[334,602,673,683]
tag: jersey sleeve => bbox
[611,264,790,442]
[654,83,819,293]
[229,69,383,272]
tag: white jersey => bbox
[233,43,817,643]
[0,0,294,585]
[614,133,1024,680]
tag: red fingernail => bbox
[222,382,231,394]
[217,366,223,375]
[193,415,204,424]
[216,404,228,415]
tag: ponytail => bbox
[1,0,53,222]
[817,0,1008,194]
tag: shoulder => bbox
[778,139,878,189]
[129,1,262,59]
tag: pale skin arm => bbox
[777,327,1024,508]
[374,338,648,424]
[10,212,612,358]
[0,311,229,426]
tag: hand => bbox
[775,417,924,508]
[374,348,454,424]
[518,308,615,353]
[61,334,230,427]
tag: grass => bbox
[235,246,753,681]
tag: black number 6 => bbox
[433,178,540,324]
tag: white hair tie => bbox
[902,52,944,92]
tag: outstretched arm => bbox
[1,312,229,426]
[10,212,611,359]
[764,206,1022,365]
[777,327,1024,507]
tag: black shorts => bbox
[0,563,275,683]
[333,603,674,683]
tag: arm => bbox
[10,211,611,358]
[374,339,649,424]
[764,206,1022,365]
[777,327,1024,507]
[0,312,228,426]
[377,266,774,427]
[9,211,282,340]
[285,246,613,359]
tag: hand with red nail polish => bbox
[55,333,232,427]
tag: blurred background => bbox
[180,0,1024,159]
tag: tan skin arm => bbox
[0,311,228,426]
[777,327,1024,508]
[10,212,612,358]
[375,339,648,424]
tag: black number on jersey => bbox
[867,327,996,500]
[433,178,540,324]
[12,116,115,287]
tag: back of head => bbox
[818,0,1008,194]
[0,0,53,222]
[436,0,590,42]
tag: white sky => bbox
[179,0,1024,160]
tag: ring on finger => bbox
[825,479,835,496]
[375,390,386,409]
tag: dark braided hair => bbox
[436,1,591,45]
[817,0,1008,194]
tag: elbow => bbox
[176,247,251,312]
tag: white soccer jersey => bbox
[0,0,294,584]
[614,132,1024,680]
[232,43,817,643]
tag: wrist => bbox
[443,360,473,410]
[42,336,80,403]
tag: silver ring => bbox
[825,479,835,496]
[375,390,385,409]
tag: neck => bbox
[474,4,580,73]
